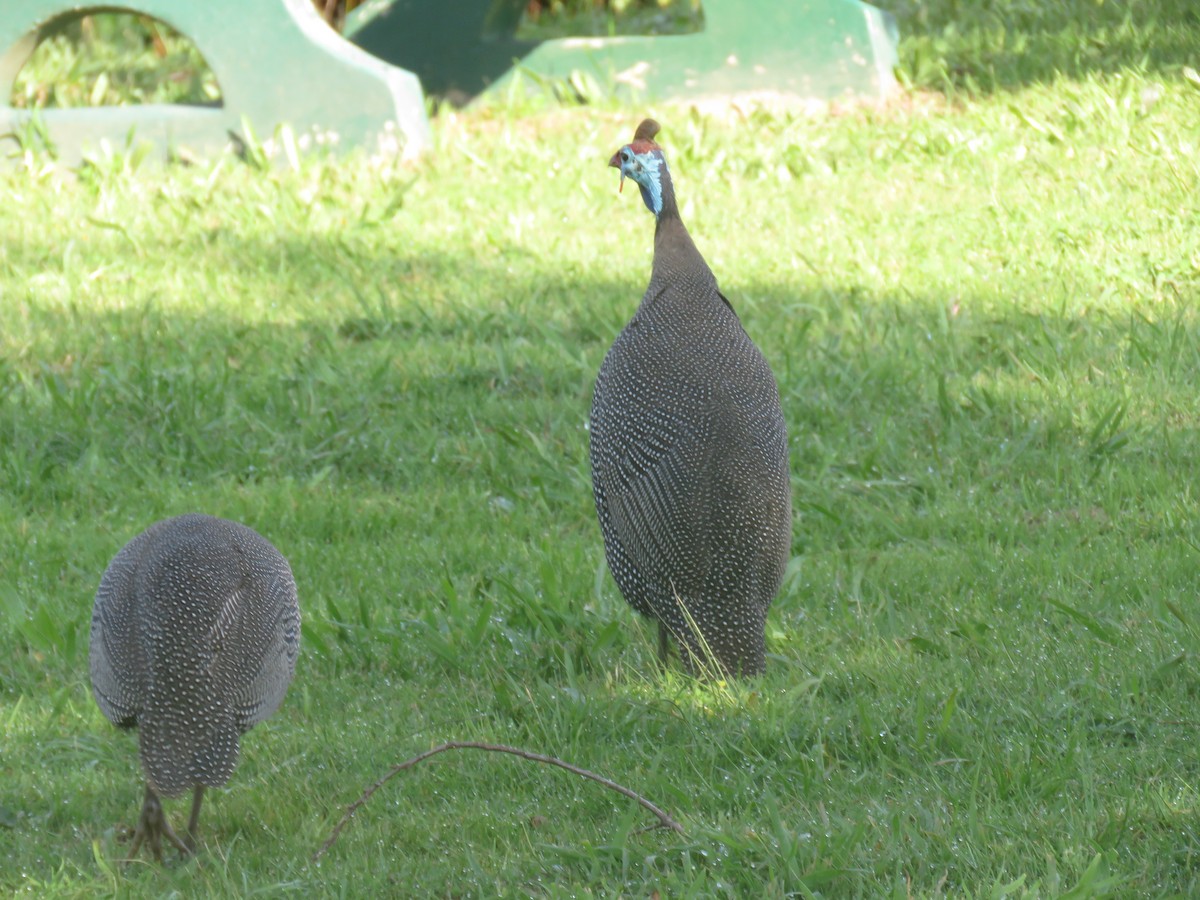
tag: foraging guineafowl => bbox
[590,119,792,677]
[89,513,300,859]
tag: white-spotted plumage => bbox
[89,513,300,859]
[591,119,791,677]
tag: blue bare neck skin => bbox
[623,147,679,222]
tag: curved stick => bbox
[313,740,684,860]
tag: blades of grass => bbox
[1163,599,1194,633]
[1087,398,1131,459]
[1058,852,1122,898]
[1148,652,1186,684]
[1045,596,1121,645]
[300,620,333,660]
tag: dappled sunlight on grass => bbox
[12,14,219,110]
[877,0,1198,94]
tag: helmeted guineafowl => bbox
[589,118,792,678]
[89,513,300,860]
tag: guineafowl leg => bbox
[127,783,190,861]
[184,785,205,850]
[657,621,671,663]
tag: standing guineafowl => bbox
[89,513,300,860]
[590,118,792,677]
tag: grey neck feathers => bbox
[652,213,714,290]
[646,159,717,295]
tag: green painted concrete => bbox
[347,0,898,103]
[0,0,431,164]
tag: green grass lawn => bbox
[3,1,1200,896]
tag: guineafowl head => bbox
[609,118,674,218]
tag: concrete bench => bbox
[347,0,899,104]
[0,0,430,165]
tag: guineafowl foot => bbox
[126,783,190,862]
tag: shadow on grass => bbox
[6,232,1197,666]
[4,229,1191,522]
[4,233,1200,900]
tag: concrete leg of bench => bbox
[0,0,431,165]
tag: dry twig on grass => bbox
[313,740,685,860]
